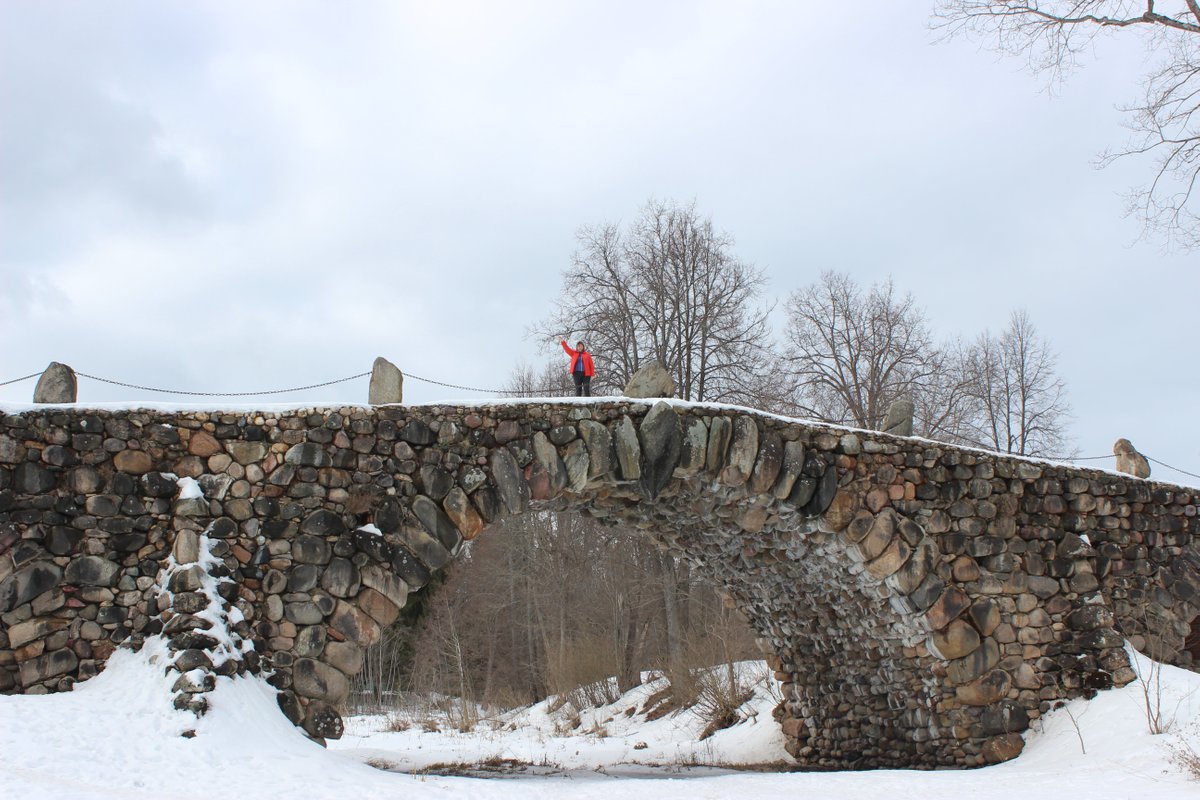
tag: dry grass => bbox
[640,686,683,722]
[652,661,755,737]
[413,756,562,777]
[383,712,411,732]
[1171,742,1200,781]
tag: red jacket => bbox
[561,341,595,377]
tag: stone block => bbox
[413,495,463,555]
[226,441,268,465]
[720,416,758,487]
[292,657,349,704]
[981,700,1030,735]
[853,511,896,562]
[578,420,614,482]
[980,733,1025,764]
[173,530,201,565]
[563,440,589,491]
[864,536,911,580]
[888,538,936,595]
[956,669,1012,706]
[323,641,364,676]
[320,558,360,599]
[285,443,332,468]
[748,431,783,495]
[368,357,403,404]
[18,649,77,686]
[676,417,708,478]
[490,447,529,514]
[356,587,400,627]
[928,619,981,660]
[444,484,484,542]
[32,362,77,404]
[0,563,63,613]
[303,700,345,741]
[532,432,568,495]
[7,617,68,649]
[772,440,805,500]
[292,534,332,565]
[946,637,1000,684]
[329,599,381,647]
[113,450,153,474]
[397,525,451,570]
[64,557,120,588]
[925,586,971,631]
[360,567,409,610]
[623,362,675,398]
[968,599,1001,637]
[613,416,641,481]
[638,402,681,499]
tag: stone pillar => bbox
[32,362,77,404]
[881,397,914,436]
[368,357,403,404]
[1113,438,1151,478]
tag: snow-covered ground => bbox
[336,662,791,777]
[1,637,1198,799]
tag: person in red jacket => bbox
[560,339,595,397]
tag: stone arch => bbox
[220,400,1061,768]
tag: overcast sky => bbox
[1,1,1196,486]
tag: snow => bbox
[175,477,203,500]
[337,663,790,776]
[155,530,251,667]
[1,643,1198,799]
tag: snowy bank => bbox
[1,641,1198,799]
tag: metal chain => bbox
[6,367,566,398]
[0,371,42,387]
[1146,456,1200,481]
[404,371,564,396]
[1050,452,1199,482]
[74,370,371,397]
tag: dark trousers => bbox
[573,373,591,397]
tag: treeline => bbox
[353,198,1074,715]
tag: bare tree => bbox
[782,271,943,430]
[914,337,985,445]
[505,359,573,398]
[933,1,1200,247]
[961,309,1072,456]
[535,199,774,403]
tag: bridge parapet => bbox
[0,401,1195,768]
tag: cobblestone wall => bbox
[0,401,1196,768]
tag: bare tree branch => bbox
[934,0,1200,247]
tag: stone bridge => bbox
[0,400,1197,770]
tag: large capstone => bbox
[32,362,77,404]
[623,362,675,398]
[368,357,404,405]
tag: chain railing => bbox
[0,365,1196,480]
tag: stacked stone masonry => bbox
[0,401,1197,768]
